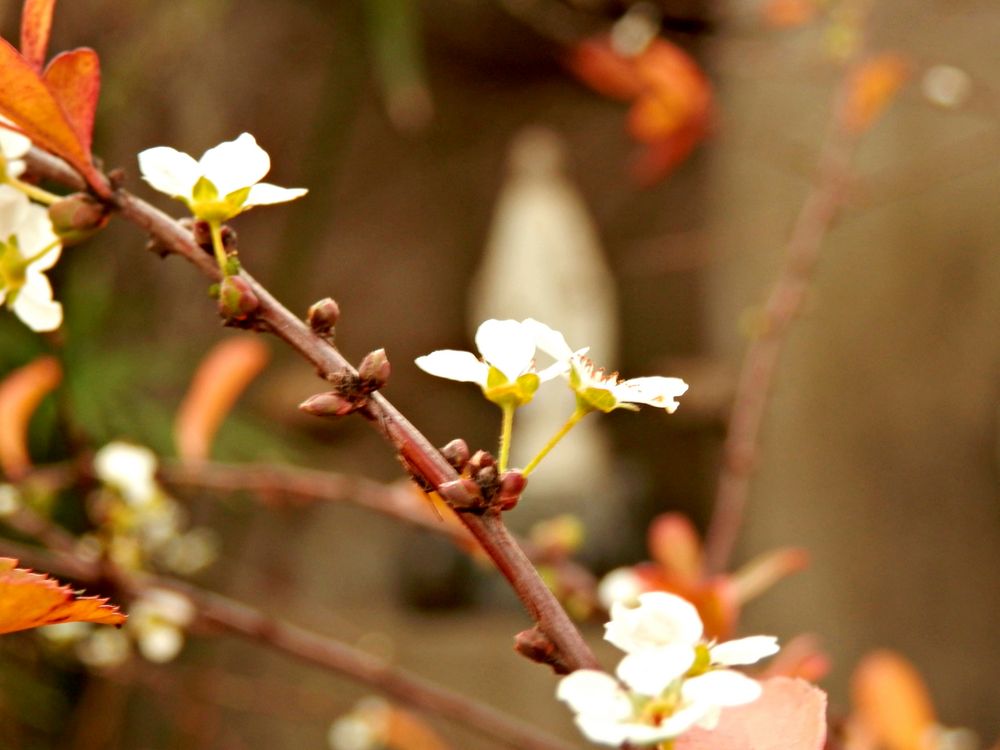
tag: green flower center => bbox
[0,236,27,299]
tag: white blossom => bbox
[528,320,688,413]
[93,442,159,506]
[0,120,31,179]
[415,318,572,407]
[127,588,195,663]
[0,185,62,331]
[137,133,307,221]
[557,591,779,746]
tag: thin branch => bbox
[0,537,577,750]
[25,150,598,673]
[702,75,862,575]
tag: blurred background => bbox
[0,0,998,747]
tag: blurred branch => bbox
[0,536,576,750]
[702,50,868,574]
[25,149,599,674]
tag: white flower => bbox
[127,588,195,664]
[93,442,159,506]
[529,321,689,413]
[0,185,62,331]
[0,120,31,179]
[415,318,572,407]
[597,567,645,610]
[137,133,307,222]
[557,669,710,746]
[557,591,780,746]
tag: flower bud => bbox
[307,297,340,334]
[495,469,527,510]
[47,193,110,246]
[299,391,357,417]
[437,477,484,510]
[217,276,259,321]
[358,348,391,390]
[467,449,495,475]
[440,438,470,471]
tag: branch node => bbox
[514,627,574,674]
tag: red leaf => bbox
[43,48,100,154]
[19,0,57,71]
[675,677,828,750]
[0,37,94,181]
[0,557,126,635]
[850,650,936,750]
[566,38,643,101]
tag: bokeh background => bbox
[1,0,998,747]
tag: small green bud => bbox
[217,275,259,321]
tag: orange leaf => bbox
[0,356,62,480]
[43,48,100,155]
[647,513,703,583]
[174,337,270,461]
[851,650,936,750]
[762,0,818,29]
[0,557,126,635]
[20,0,57,70]
[676,677,828,750]
[839,53,910,134]
[0,38,97,186]
[566,37,643,101]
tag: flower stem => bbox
[521,406,589,477]
[20,239,62,266]
[7,176,62,206]
[208,219,229,275]
[497,402,515,472]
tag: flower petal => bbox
[683,670,762,707]
[199,133,270,196]
[11,271,61,331]
[711,636,780,666]
[0,184,30,231]
[614,376,689,412]
[597,566,645,610]
[93,442,159,505]
[475,319,535,381]
[605,592,704,654]
[616,644,695,695]
[523,318,575,361]
[0,125,31,161]
[245,182,308,207]
[18,202,60,270]
[138,146,202,198]
[556,669,632,720]
[414,350,488,385]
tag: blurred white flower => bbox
[415,318,573,407]
[921,65,972,109]
[94,442,159,506]
[0,120,31,180]
[557,591,779,746]
[137,133,307,222]
[597,566,644,610]
[127,588,195,663]
[0,484,21,516]
[76,627,131,669]
[0,185,63,331]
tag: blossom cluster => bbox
[557,591,778,746]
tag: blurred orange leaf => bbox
[839,53,910,134]
[676,677,828,750]
[174,337,270,461]
[0,557,126,635]
[761,0,818,29]
[20,0,57,70]
[567,36,712,185]
[0,356,62,480]
[851,650,936,750]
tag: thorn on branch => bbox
[514,627,574,674]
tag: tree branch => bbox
[25,149,598,673]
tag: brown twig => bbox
[25,149,598,673]
[702,71,863,575]
[0,537,576,750]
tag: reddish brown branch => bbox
[25,149,598,673]
[703,84,862,575]
[0,537,576,750]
